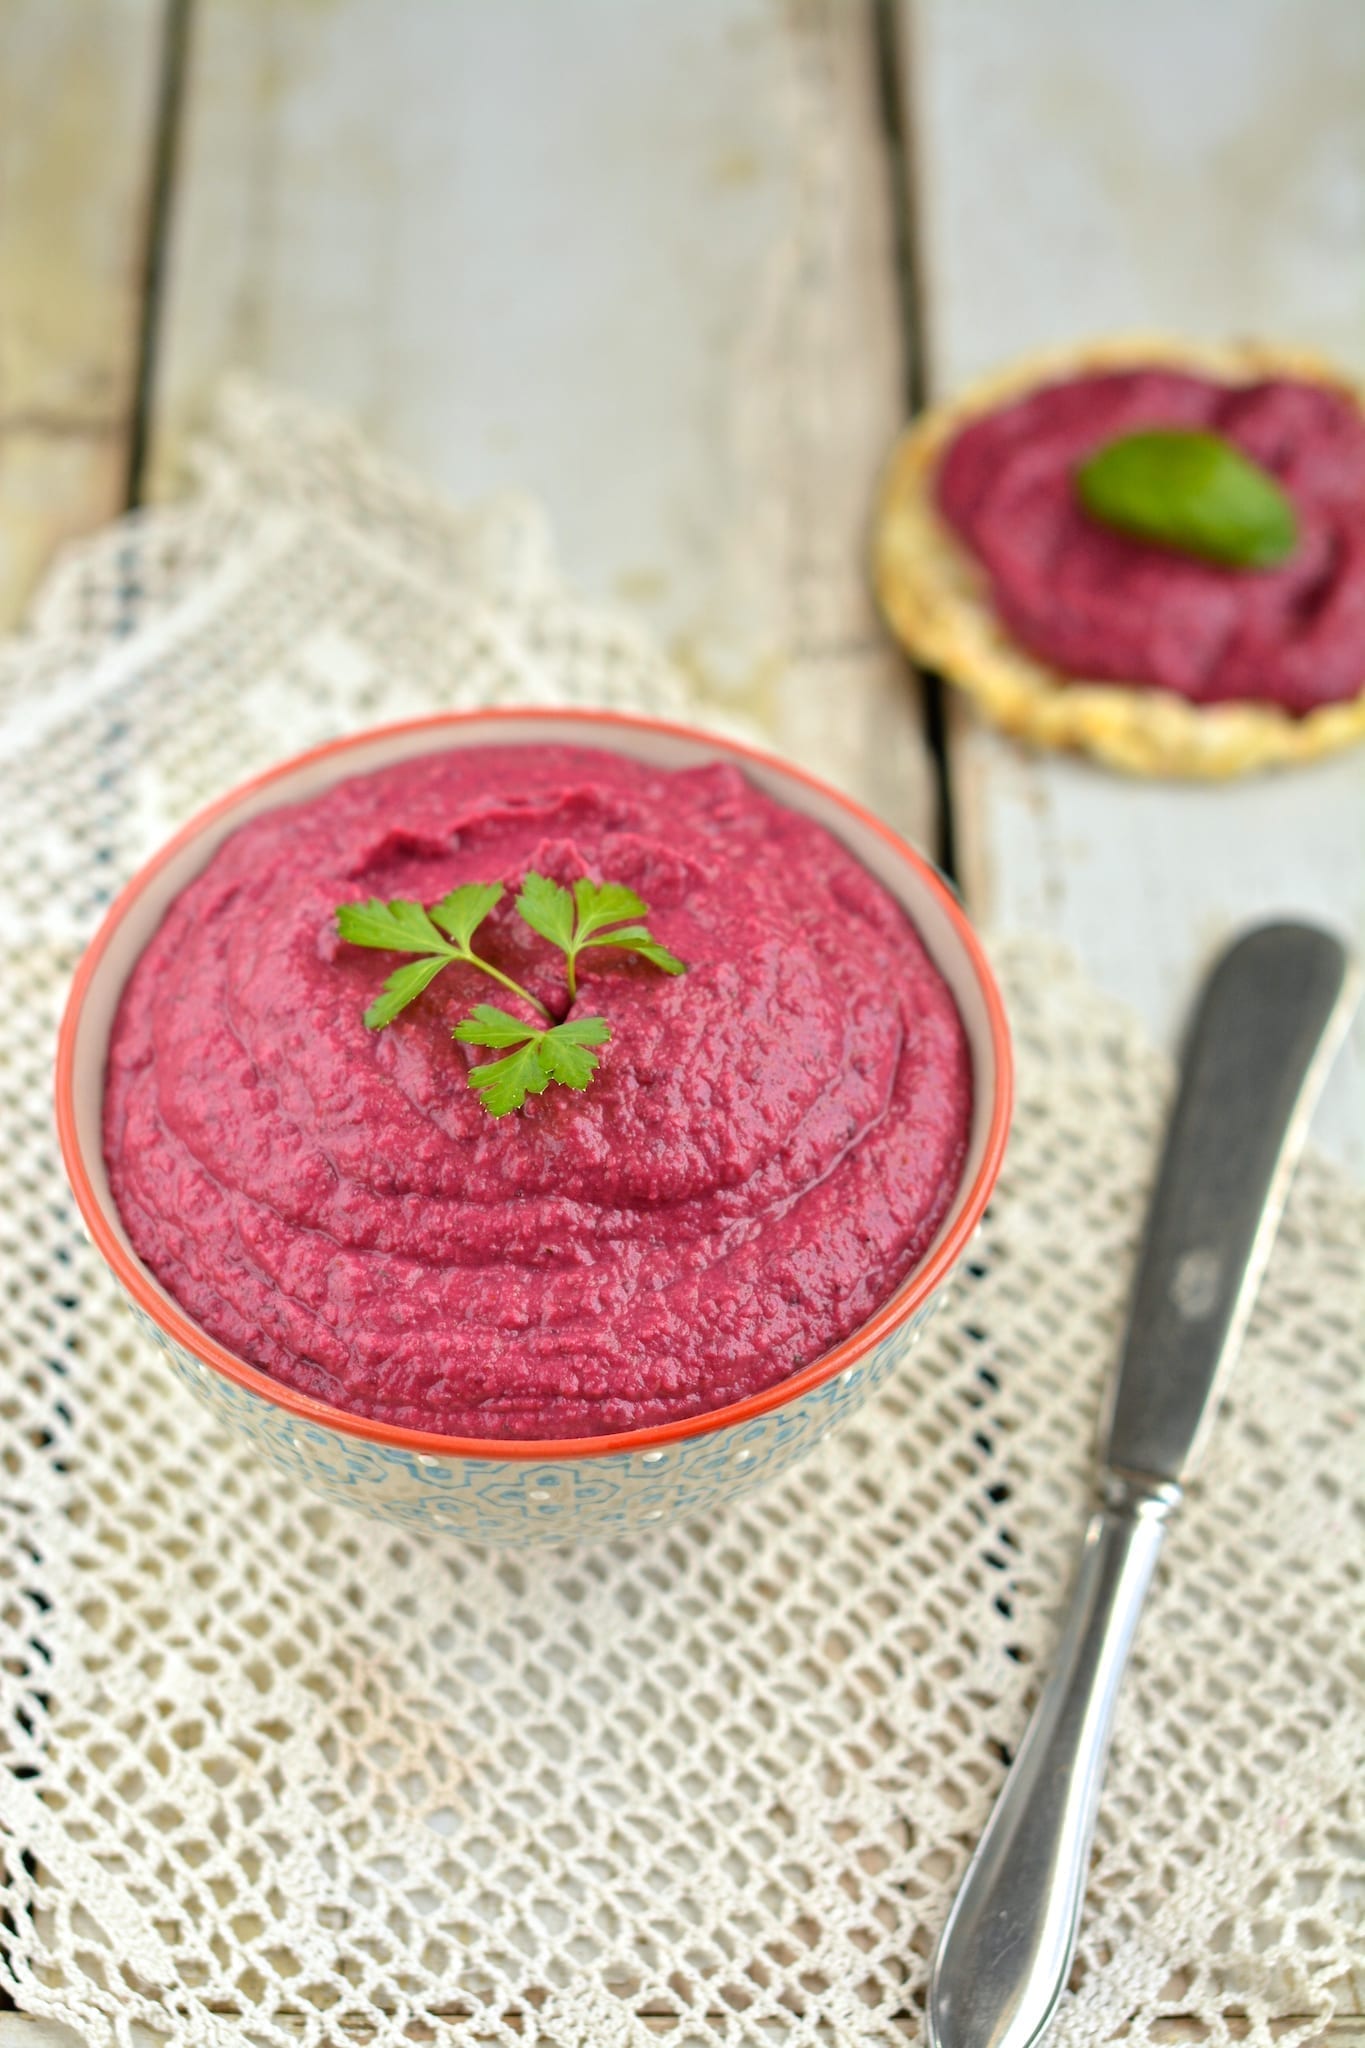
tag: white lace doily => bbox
[1,387,1361,2047]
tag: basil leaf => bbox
[1075,429,1297,569]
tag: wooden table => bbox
[3,4,1362,2041]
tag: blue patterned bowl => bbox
[57,710,1012,1543]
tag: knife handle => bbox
[1105,922,1356,1485]
[927,1476,1177,2048]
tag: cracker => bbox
[874,336,1365,778]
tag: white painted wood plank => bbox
[148,0,934,847]
[904,0,1365,1173]
[0,0,166,627]
[909,0,1365,393]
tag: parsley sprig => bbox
[453,1005,611,1116]
[334,870,685,1115]
[516,873,685,998]
[335,883,548,1028]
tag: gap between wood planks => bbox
[118,0,958,883]
[871,0,957,884]
[124,0,193,511]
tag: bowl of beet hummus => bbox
[57,710,1011,1543]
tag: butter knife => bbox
[927,921,1358,2048]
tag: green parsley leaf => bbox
[453,1002,542,1048]
[544,1016,612,1047]
[537,1029,603,1091]
[465,1041,554,1117]
[578,924,686,975]
[515,870,686,997]
[515,872,577,952]
[1075,429,1298,569]
[336,897,451,953]
[337,884,549,1030]
[454,1007,612,1114]
[363,955,455,1030]
[428,881,504,949]
[571,877,648,939]
[539,1014,612,1091]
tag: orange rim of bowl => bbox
[55,706,1014,1463]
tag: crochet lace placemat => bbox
[1,387,1361,2048]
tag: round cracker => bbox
[874,335,1365,778]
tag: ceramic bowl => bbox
[56,709,1012,1543]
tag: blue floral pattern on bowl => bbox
[129,1296,942,1543]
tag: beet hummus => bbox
[104,746,972,1441]
[936,369,1365,714]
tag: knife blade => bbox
[927,921,1358,2048]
